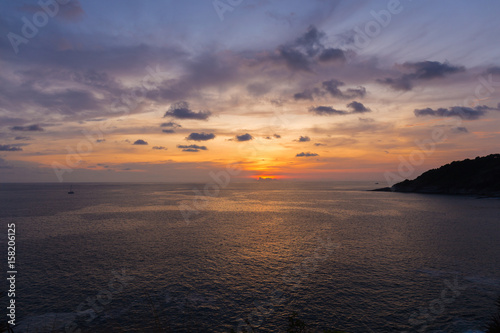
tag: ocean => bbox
[1,182,499,332]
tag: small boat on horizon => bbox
[68,185,74,194]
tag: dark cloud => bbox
[402,61,465,80]
[294,80,366,101]
[0,145,22,151]
[163,101,211,120]
[162,129,175,134]
[10,124,44,131]
[177,144,207,152]
[14,136,31,140]
[152,146,167,150]
[133,139,148,145]
[318,48,346,63]
[452,127,469,133]
[296,152,318,157]
[265,134,281,140]
[322,79,366,99]
[378,61,465,91]
[235,133,253,142]
[297,136,311,142]
[347,101,370,113]
[96,139,106,143]
[161,122,181,128]
[309,106,347,116]
[276,26,347,72]
[314,143,326,146]
[414,105,496,120]
[293,89,316,101]
[376,76,413,91]
[186,132,216,141]
[310,101,371,116]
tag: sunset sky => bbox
[1,0,499,183]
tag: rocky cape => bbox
[373,154,500,196]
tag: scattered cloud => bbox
[309,101,370,116]
[297,136,311,142]
[296,152,318,157]
[0,145,23,151]
[10,124,44,131]
[414,105,497,120]
[186,132,216,141]
[452,127,469,133]
[163,101,211,120]
[377,61,465,91]
[133,139,148,145]
[235,133,253,142]
[152,146,167,150]
[265,133,282,139]
[96,139,106,143]
[347,101,370,113]
[294,79,366,101]
[14,136,31,140]
[276,26,346,72]
[177,144,207,152]
[162,129,175,134]
[161,122,181,128]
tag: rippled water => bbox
[1,182,499,332]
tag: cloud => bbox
[161,122,181,128]
[314,143,326,146]
[297,136,311,142]
[162,129,175,134]
[96,139,105,143]
[235,133,253,142]
[133,139,148,145]
[322,79,366,99]
[10,124,44,131]
[152,146,167,150]
[14,136,31,140]
[265,133,281,140]
[293,89,316,101]
[295,80,366,101]
[377,61,465,91]
[177,144,207,152]
[402,61,465,80]
[163,101,211,120]
[310,101,371,116]
[296,152,319,157]
[0,145,22,151]
[276,26,346,72]
[347,101,370,113]
[186,132,216,141]
[414,105,497,120]
[318,48,346,63]
[451,127,469,133]
[309,106,347,116]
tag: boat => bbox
[68,185,74,194]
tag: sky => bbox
[0,0,499,183]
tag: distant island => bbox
[374,154,500,196]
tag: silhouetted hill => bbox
[375,154,500,196]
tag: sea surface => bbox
[1,182,499,332]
